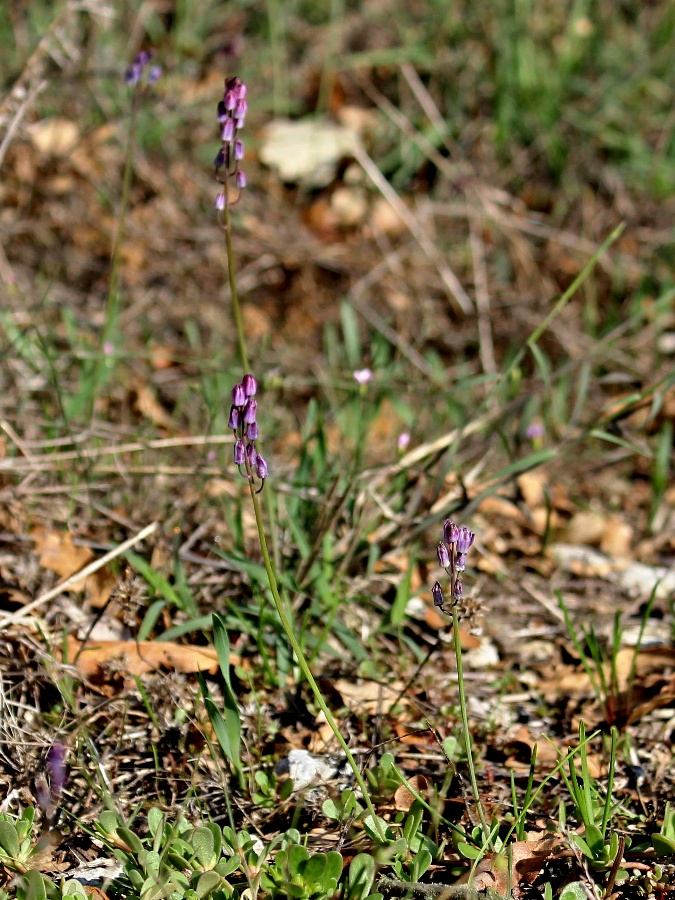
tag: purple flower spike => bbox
[256,454,268,479]
[243,398,257,424]
[456,527,475,554]
[228,406,240,430]
[234,440,246,465]
[242,373,257,397]
[432,581,444,608]
[231,383,246,406]
[443,519,459,545]
[437,542,450,569]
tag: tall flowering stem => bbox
[433,521,493,849]
[215,77,250,373]
[229,376,385,842]
[89,51,161,418]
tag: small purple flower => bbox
[443,519,459,545]
[215,191,226,211]
[228,406,240,429]
[432,581,444,608]
[234,440,246,465]
[235,170,247,190]
[245,443,258,467]
[124,50,158,87]
[397,431,411,452]
[234,140,244,161]
[256,454,268,479]
[242,373,257,397]
[47,742,67,796]
[243,399,257,424]
[526,421,545,440]
[437,542,450,569]
[246,422,259,440]
[453,578,464,601]
[353,368,373,385]
[222,118,235,143]
[456,527,475,554]
[455,552,467,572]
[231,383,246,406]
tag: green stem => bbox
[451,607,492,847]
[88,92,138,420]
[248,479,386,843]
[223,200,249,373]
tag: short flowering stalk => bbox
[434,520,492,849]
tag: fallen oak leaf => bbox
[63,635,228,678]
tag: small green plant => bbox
[651,802,675,857]
[559,724,625,875]
[259,831,343,899]
[0,808,41,875]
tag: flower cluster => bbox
[124,50,161,87]
[229,374,268,484]
[432,520,481,632]
[214,76,248,209]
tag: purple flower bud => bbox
[243,398,257,424]
[443,519,459,545]
[242,373,257,397]
[137,50,152,67]
[47,742,67,796]
[235,170,247,190]
[225,89,237,111]
[148,65,162,83]
[125,63,142,86]
[228,406,240,430]
[214,148,225,170]
[246,421,259,440]
[245,443,258,467]
[256,453,268,479]
[234,99,248,120]
[231,383,246,406]
[234,439,245,465]
[455,552,467,572]
[456,527,475,554]
[432,581,444,608]
[453,578,464,601]
[217,100,227,122]
[437,542,450,569]
[234,140,244,161]
[222,118,235,143]
[215,191,226,211]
